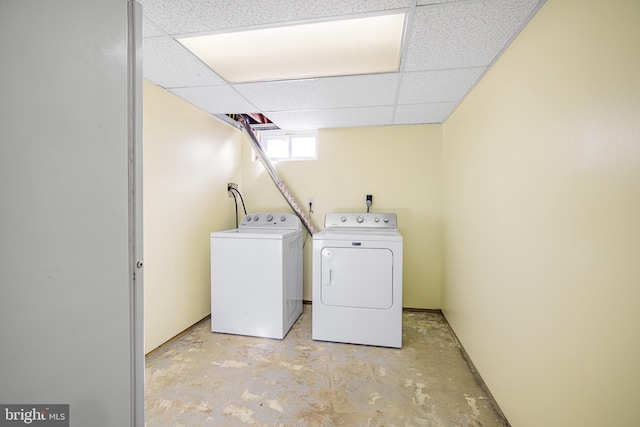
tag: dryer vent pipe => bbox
[236,114,319,235]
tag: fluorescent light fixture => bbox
[179,13,406,83]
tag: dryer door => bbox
[320,247,393,309]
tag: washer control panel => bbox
[324,212,397,229]
[240,212,302,229]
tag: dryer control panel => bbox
[240,212,302,229]
[324,212,397,229]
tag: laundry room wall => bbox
[441,0,640,426]
[240,124,443,309]
[143,81,243,353]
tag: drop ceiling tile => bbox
[143,36,227,88]
[139,0,410,35]
[169,86,259,114]
[394,102,458,124]
[397,67,485,104]
[404,0,542,70]
[143,17,165,37]
[417,0,461,4]
[139,0,545,128]
[266,106,395,130]
[233,74,400,111]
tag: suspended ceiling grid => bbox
[141,0,545,130]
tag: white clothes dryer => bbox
[210,213,303,339]
[312,212,403,348]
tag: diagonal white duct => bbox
[236,114,319,235]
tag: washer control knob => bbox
[383,217,390,223]
[341,216,347,222]
[266,214,273,222]
[374,217,380,222]
[280,215,286,221]
[357,216,364,223]
[253,215,259,221]
[245,215,252,221]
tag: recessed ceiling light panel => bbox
[179,13,406,83]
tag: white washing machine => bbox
[312,212,403,348]
[210,213,303,339]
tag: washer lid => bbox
[211,228,301,239]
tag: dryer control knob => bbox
[280,215,286,221]
[266,214,273,222]
[253,215,259,221]
[357,216,364,223]
[383,217,390,223]
[341,216,347,222]
[246,215,252,221]
[374,217,380,222]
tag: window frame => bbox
[259,129,318,161]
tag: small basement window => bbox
[260,130,318,161]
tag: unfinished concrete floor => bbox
[145,305,509,426]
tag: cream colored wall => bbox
[143,81,242,353]
[442,0,640,426]
[241,125,443,309]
